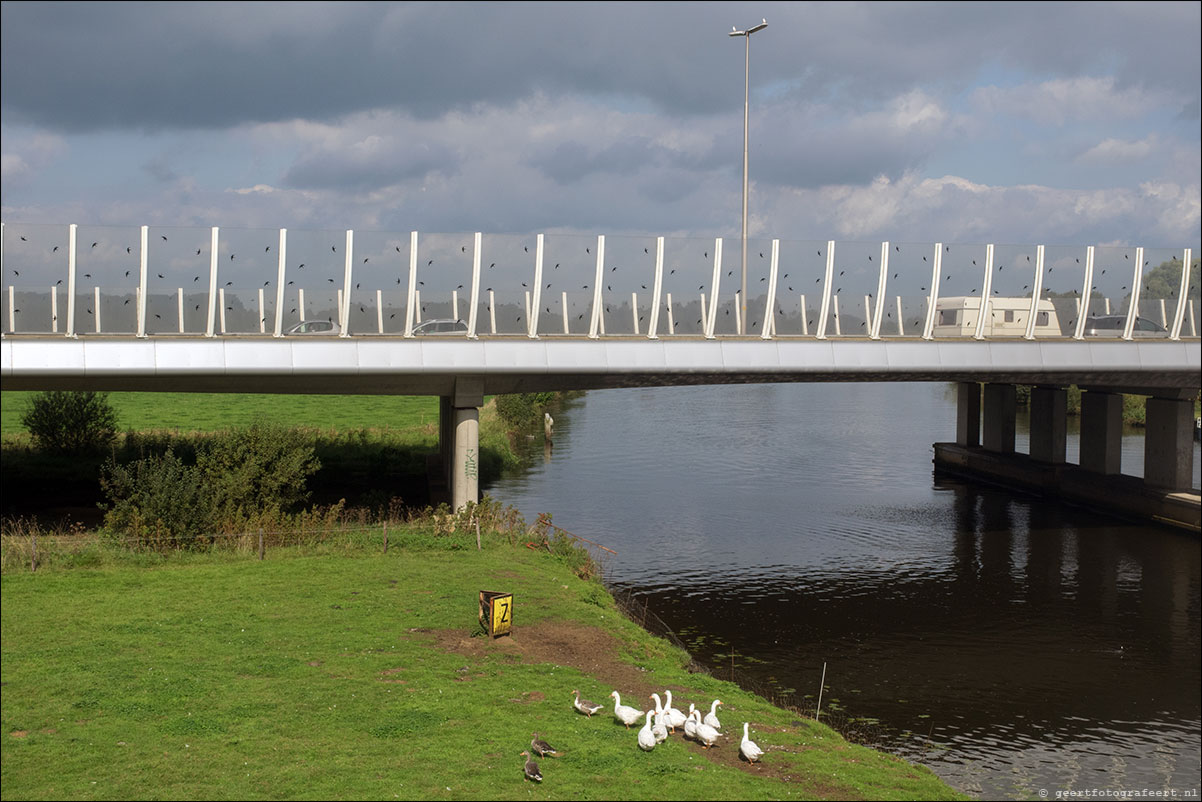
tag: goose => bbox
[652,709,669,743]
[683,703,699,740]
[520,750,542,782]
[530,732,557,758]
[663,690,688,732]
[704,699,723,731]
[637,709,657,751]
[692,710,720,749]
[610,690,644,729]
[572,689,603,717]
[740,722,764,764]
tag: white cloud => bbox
[1076,135,1157,165]
[971,77,1180,126]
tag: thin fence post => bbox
[816,661,827,721]
[258,528,264,561]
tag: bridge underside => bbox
[3,336,1199,396]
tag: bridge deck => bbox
[3,334,1198,396]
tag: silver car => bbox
[1082,314,1167,337]
[285,320,340,335]
[411,318,468,335]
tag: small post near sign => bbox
[479,591,513,638]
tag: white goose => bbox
[637,709,657,751]
[682,703,699,740]
[740,722,765,764]
[692,709,720,749]
[663,690,688,732]
[653,710,669,743]
[610,690,644,729]
[703,698,723,731]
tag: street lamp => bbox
[729,18,767,335]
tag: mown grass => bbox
[0,527,964,801]
[1,391,441,435]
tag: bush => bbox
[196,422,320,525]
[100,449,215,549]
[21,391,118,455]
[494,392,556,427]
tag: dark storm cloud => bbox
[6,2,1195,136]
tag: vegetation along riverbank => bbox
[0,508,964,801]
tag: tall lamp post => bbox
[729,18,767,335]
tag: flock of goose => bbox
[521,687,765,783]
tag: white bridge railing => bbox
[2,222,1198,341]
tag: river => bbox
[484,382,1201,800]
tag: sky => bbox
[2,1,1200,249]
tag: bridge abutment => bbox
[938,382,1199,532]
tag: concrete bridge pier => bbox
[436,377,483,511]
[938,382,1200,531]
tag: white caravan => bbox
[932,296,1062,337]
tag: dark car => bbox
[412,318,468,335]
[1082,315,1167,337]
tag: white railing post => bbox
[298,288,306,322]
[137,225,149,337]
[51,286,59,333]
[816,240,836,339]
[761,239,779,339]
[588,235,605,339]
[219,288,227,333]
[562,291,569,334]
[177,288,185,333]
[870,241,889,339]
[922,243,942,339]
[665,292,674,334]
[1122,246,1144,340]
[6,286,13,333]
[376,289,384,333]
[488,289,497,334]
[530,234,544,338]
[467,232,482,339]
[974,244,995,340]
[404,231,419,337]
[706,238,723,338]
[799,294,808,336]
[1169,248,1192,340]
[273,228,287,337]
[66,224,78,337]
[340,229,353,335]
[648,237,665,339]
[206,227,219,337]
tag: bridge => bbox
[2,223,1199,524]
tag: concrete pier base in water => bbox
[933,443,1200,532]
[944,381,1199,531]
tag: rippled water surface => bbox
[485,383,1201,799]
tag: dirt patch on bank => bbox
[416,617,833,788]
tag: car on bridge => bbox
[285,320,340,335]
[1082,314,1168,337]
[412,318,468,335]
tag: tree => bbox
[1141,258,1201,301]
[21,390,118,455]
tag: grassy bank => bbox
[0,524,964,801]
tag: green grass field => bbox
[1,391,441,436]
[0,530,963,801]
